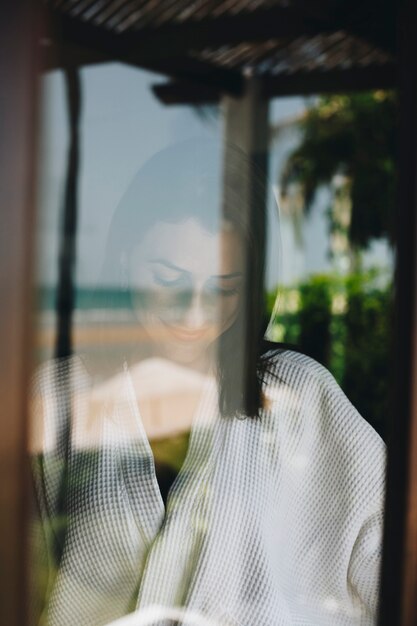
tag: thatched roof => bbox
[43,0,397,102]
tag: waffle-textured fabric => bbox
[30,349,386,626]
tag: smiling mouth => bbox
[169,327,207,341]
[160,320,209,342]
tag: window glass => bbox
[30,62,389,625]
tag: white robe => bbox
[30,348,385,626]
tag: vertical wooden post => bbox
[52,64,82,548]
[222,76,269,176]
[221,77,269,410]
[379,0,417,623]
[0,1,40,625]
[55,66,81,361]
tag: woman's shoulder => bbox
[261,341,341,390]
[261,342,386,509]
[261,341,386,453]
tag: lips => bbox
[160,320,208,342]
[159,318,208,342]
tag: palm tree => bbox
[278,91,397,272]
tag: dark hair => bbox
[102,138,274,418]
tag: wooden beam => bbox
[0,0,40,625]
[153,80,219,105]
[263,64,397,97]
[41,39,112,70]
[44,11,244,96]
[153,64,397,106]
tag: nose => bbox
[182,291,209,330]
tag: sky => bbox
[36,62,392,291]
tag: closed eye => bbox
[205,276,242,297]
[149,259,190,285]
[152,273,187,288]
[211,286,239,296]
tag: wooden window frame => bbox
[0,1,41,624]
[2,1,417,623]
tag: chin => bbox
[160,336,214,367]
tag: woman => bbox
[31,139,385,626]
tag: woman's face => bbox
[129,217,244,366]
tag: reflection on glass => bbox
[30,132,385,626]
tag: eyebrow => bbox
[149,259,243,280]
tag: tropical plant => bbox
[279,92,397,259]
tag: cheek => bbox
[132,289,197,333]
[220,294,241,330]
[132,291,172,323]
[130,266,175,316]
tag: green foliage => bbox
[280,92,397,248]
[267,268,392,438]
[298,275,332,368]
[342,271,393,439]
